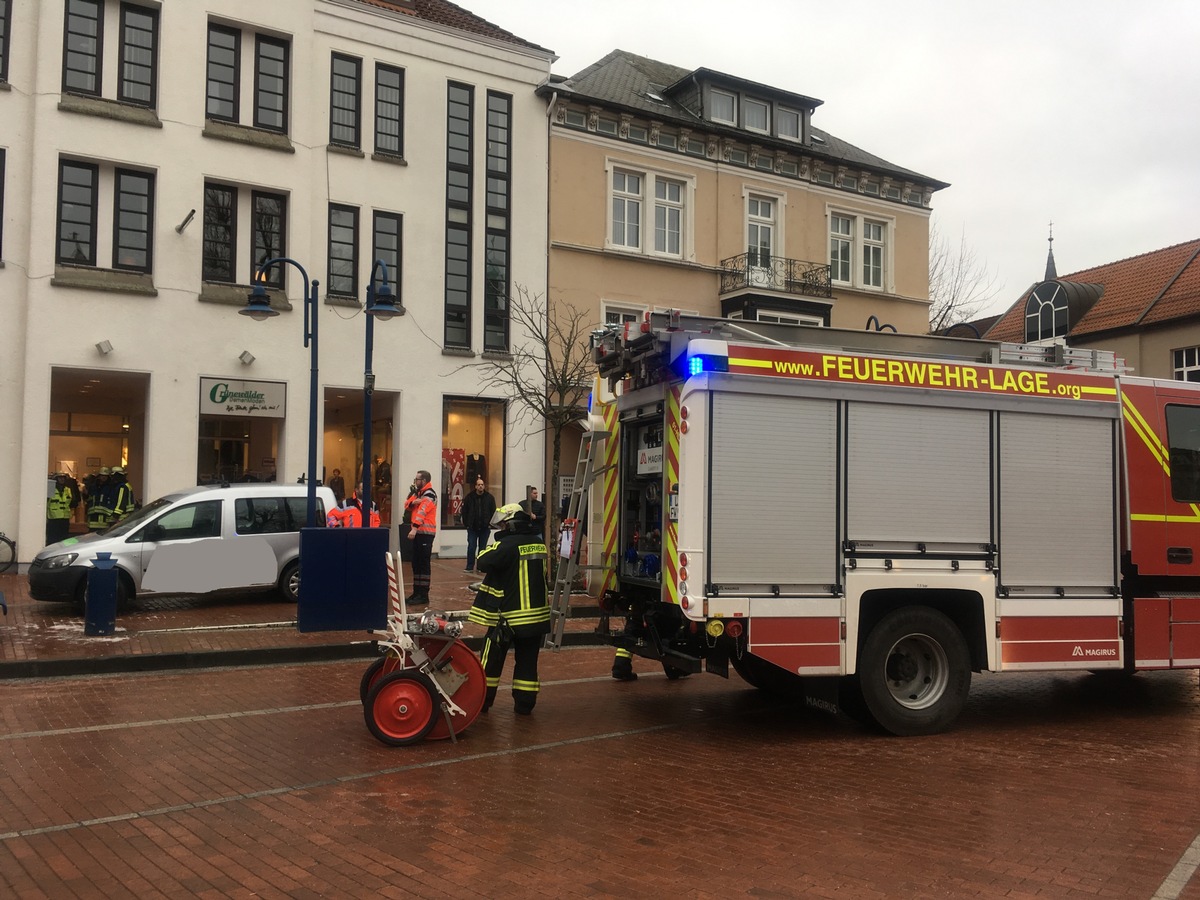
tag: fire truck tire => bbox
[858,606,971,736]
[365,670,438,746]
[729,652,806,698]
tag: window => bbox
[252,191,286,287]
[711,89,735,124]
[327,204,358,297]
[374,64,404,157]
[372,211,402,300]
[863,220,884,288]
[777,108,800,141]
[235,497,307,535]
[1166,405,1200,502]
[206,23,289,133]
[444,82,473,348]
[745,98,769,133]
[0,0,10,82]
[151,500,223,541]
[329,53,360,148]
[1024,282,1068,342]
[829,214,851,283]
[205,25,239,121]
[63,0,102,95]
[1174,348,1200,383]
[113,168,153,271]
[484,91,512,352]
[611,170,641,249]
[604,304,644,326]
[202,183,236,283]
[57,160,98,265]
[442,398,506,528]
[254,36,288,132]
[748,196,775,268]
[654,179,683,256]
[118,4,157,106]
[0,148,5,258]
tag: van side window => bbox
[153,500,223,541]
[236,497,290,534]
[1165,404,1200,502]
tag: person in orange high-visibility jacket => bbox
[404,470,437,605]
[468,503,550,715]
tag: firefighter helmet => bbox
[490,502,529,530]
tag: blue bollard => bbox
[85,552,119,636]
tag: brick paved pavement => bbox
[2,568,1200,897]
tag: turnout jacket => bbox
[467,528,550,636]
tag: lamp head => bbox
[366,283,404,321]
[240,284,279,321]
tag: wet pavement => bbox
[1,565,1200,897]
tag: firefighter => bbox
[86,467,114,531]
[468,502,550,714]
[46,473,74,545]
[110,467,136,523]
[404,470,438,606]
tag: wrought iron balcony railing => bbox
[719,252,832,299]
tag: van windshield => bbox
[101,497,175,537]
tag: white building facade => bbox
[0,0,551,564]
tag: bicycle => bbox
[0,531,15,574]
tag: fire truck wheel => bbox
[359,655,403,706]
[365,670,439,746]
[729,652,806,698]
[858,606,971,736]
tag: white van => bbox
[28,483,336,606]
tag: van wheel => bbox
[858,606,971,736]
[279,561,300,602]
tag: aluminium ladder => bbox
[544,430,610,650]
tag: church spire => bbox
[1044,220,1057,281]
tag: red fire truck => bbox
[587,311,1200,735]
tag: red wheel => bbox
[359,655,403,706]
[365,670,438,746]
[419,636,487,741]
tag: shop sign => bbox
[200,378,286,418]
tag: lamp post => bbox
[360,260,403,525]
[239,258,321,528]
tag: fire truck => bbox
[583,311,1200,735]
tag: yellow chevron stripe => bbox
[1122,393,1169,469]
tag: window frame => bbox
[777,107,801,141]
[483,90,512,352]
[610,168,642,250]
[205,23,240,122]
[329,52,361,149]
[828,208,892,291]
[62,0,103,97]
[251,190,287,289]
[1174,347,1200,383]
[326,203,359,298]
[1024,283,1068,342]
[57,159,99,267]
[443,81,473,348]
[744,97,770,134]
[710,88,736,125]
[653,177,684,257]
[748,194,776,268]
[112,167,154,273]
[862,219,884,288]
[0,148,5,258]
[118,2,158,108]
[374,63,405,158]
[372,210,402,302]
[0,0,11,82]
[201,182,238,284]
[253,34,289,133]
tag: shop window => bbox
[441,397,505,528]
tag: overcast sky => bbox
[463,0,1200,319]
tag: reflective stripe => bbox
[511,678,540,692]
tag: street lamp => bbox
[360,259,404,526]
[239,257,321,528]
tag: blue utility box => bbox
[297,527,389,632]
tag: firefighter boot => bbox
[611,648,637,681]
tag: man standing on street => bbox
[46,473,73,545]
[404,470,438,606]
[468,503,550,715]
[461,476,496,572]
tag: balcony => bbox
[719,252,832,299]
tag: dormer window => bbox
[1025,282,1068,341]
[745,98,769,133]
[711,89,736,125]
[777,108,801,141]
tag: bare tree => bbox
[465,285,596,558]
[928,222,1001,335]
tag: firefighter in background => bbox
[468,502,551,714]
[86,467,114,531]
[46,473,74,545]
[404,469,438,606]
[110,467,136,523]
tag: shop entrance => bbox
[324,388,395,525]
[49,367,149,533]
